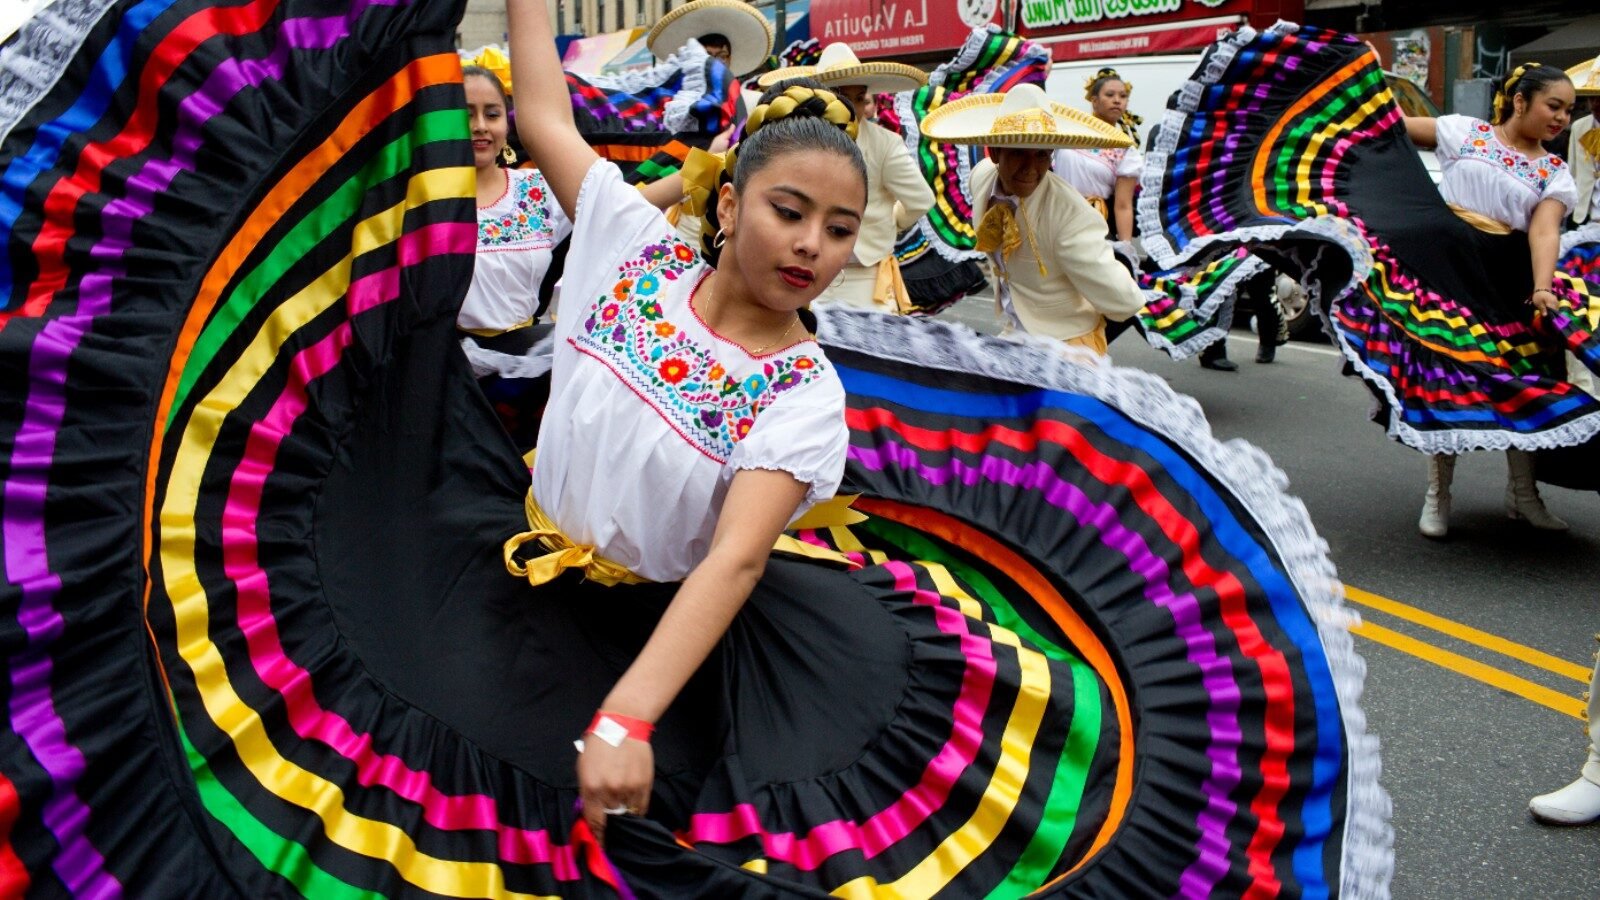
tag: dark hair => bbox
[1086,70,1125,99]
[700,77,867,266]
[1494,63,1570,124]
[462,65,508,104]
[700,32,731,48]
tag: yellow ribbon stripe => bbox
[504,490,649,588]
[159,168,562,899]
[830,561,1050,898]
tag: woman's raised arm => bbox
[506,0,598,218]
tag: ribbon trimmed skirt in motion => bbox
[0,2,1389,897]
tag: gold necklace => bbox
[705,275,799,355]
[1494,122,1538,157]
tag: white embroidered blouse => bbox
[1051,146,1143,201]
[1433,115,1577,232]
[459,167,573,333]
[532,160,848,582]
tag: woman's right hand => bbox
[577,737,654,846]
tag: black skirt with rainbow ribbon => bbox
[0,2,1388,897]
[1140,22,1600,458]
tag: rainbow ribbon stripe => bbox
[1141,22,1600,452]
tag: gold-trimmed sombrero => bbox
[757,43,926,95]
[920,83,1132,150]
[1567,55,1600,97]
[647,0,773,78]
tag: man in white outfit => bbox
[1565,56,1599,226]
[763,44,936,311]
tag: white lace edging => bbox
[1560,223,1600,258]
[459,335,555,380]
[814,305,1393,899]
[0,0,118,146]
[894,25,1010,266]
[1136,21,1300,270]
[586,38,711,135]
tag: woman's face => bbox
[992,148,1054,199]
[718,148,866,311]
[836,85,875,121]
[1513,80,1574,143]
[465,75,509,171]
[1090,79,1129,126]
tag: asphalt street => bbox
[938,298,1600,899]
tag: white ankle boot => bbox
[1418,454,1454,538]
[1529,776,1600,825]
[1504,449,1569,531]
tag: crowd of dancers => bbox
[1,0,1599,896]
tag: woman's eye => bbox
[773,204,801,221]
[829,225,855,238]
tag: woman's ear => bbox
[716,183,739,240]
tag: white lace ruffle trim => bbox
[586,38,711,135]
[0,0,118,146]
[814,305,1393,900]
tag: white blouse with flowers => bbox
[1050,146,1142,202]
[1433,115,1577,232]
[532,159,848,582]
[459,167,572,333]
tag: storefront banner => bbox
[1036,14,1241,60]
[808,0,1003,58]
[1020,0,1247,33]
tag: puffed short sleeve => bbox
[1432,114,1474,163]
[726,378,848,515]
[1115,146,1144,179]
[1542,164,1578,215]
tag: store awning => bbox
[1511,14,1600,69]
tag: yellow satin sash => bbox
[1446,203,1513,236]
[504,490,651,588]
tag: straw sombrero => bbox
[1567,55,1600,97]
[647,0,773,77]
[920,83,1132,150]
[757,43,926,95]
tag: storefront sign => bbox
[808,0,1001,58]
[1038,14,1239,60]
[1021,0,1232,32]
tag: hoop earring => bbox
[501,144,515,166]
[713,228,727,248]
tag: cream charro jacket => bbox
[969,159,1145,341]
[850,120,935,267]
[1570,114,1597,225]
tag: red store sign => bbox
[808,0,1004,59]
[1022,0,1303,60]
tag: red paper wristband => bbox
[586,711,654,748]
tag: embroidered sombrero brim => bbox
[920,90,1132,150]
[647,0,774,77]
[757,60,925,95]
[1567,57,1600,96]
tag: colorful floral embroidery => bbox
[478,170,560,249]
[1458,120,1568,195]
[572,235,829,461]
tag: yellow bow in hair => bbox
[678,147,729,217]
[469,46,514,93]
[1581,127,1600,162]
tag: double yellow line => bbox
[1345,586,1590,719]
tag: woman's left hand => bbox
[577,738,654,846]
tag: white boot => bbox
[1529,776,1600,825]
[1504,449,1569,531]
[1418,454,1454,538]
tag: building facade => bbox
[459,0,707,45]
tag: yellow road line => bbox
[1345,586,1591,684]
[1350,620,1585,719]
